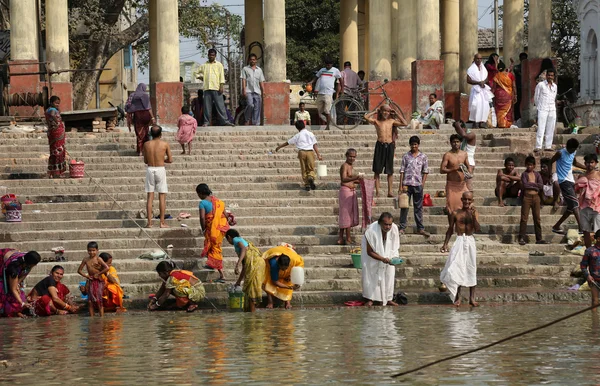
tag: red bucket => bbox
[69,161,85,178]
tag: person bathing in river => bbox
[28,265,79,316]
[581,229,600,306]
[0,249,41,317]
[77,241,109,317]
[440,191,480,307]
[361,212,400,307]
[100,253,126,312]
[149,260,206,312]
[263,244,304,309]
[227,229,266,312]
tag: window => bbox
[123,45,133,69]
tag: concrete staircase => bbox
[0,125,596,306]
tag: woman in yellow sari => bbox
[99,253,126,312]
[492,61,517,128]
[227,229,265,312]
[263,244,305,309]
[149,260,206,312]
[197,183,230,283]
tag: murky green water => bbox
[1,305,600,385]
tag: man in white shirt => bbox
[341,61,362,97]
[240,53,265,126]
[534,68,558,152]
[312,58,343,130]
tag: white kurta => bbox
[361,221,400,305]
[467,63,493,122]
[440,235,477,301]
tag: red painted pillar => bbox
[263,82,290,125]
[151,82,183,125]
[411,60,445,115]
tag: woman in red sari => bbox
[45,96,67,178]
[492,61,517,128]
[126,83,155,155]
[28,265,79,316]
[197,183,230,282]
[0,249,41,317]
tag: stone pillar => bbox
[396,0,416,80]
[263,0,289,125]
[45,0,73,111]
[502,0,524,64]
[528,0,552,59]
[10,0,39,61]
[358,0,369,77]
[150,0,182,124]
[245,0,263,59]
[340,0,359,67]
[149,0,158,85]
[441,0,460,120]
[368,0,391,80]
[416,0,440,60]
[459,0,478,120]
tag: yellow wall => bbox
[87,49,135,109]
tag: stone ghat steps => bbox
[11,204,568,221]
[0,224,574,243]
[0,213,574,232]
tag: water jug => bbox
[291,266,305,286]
[398,192,409,209]
[317,163,327,177]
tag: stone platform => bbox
[0,124,598,307]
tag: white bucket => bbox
[291,266,305,286]
[317,164,327,177]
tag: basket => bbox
[350,253,362,269]
[228,291,244,311]
[5,209,22,222]
[69,162,85,178]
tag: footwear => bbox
[529,250,545,256]
[398,229,405,235]
[533,148,542,153]
[551,228,566,235]
[417,230,431,238]
[309,178,316,190]
[305,186,311,191]
[518,238,527,245]
[535,240,548,244]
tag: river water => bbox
[1,304,599,385]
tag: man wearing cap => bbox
[341,61,362,97]
[312,58,343,130]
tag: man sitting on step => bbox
[143,125,173,228]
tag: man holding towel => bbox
[440,134,470,217]
[467,53,493,128]
[361,212,400,306]
[440,191,480,307]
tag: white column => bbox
[368,0,392,80]
[416,0,440,60]
[459,0,478,94]
[10,0,39,61]
[340,0,359,67]
[264,0,286,81]
[155,0,180,82]
[46,0,70,81]
[441,0,459,92]
[245,0,263,58]
[396,0,416,80]
[502,0,524,64]
[528,0,552,58]
[149,0,158,84]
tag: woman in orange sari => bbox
[197,183,230,282]
[263,244,305,309]
[492,61,517,128]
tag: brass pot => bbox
[438,283,448,292]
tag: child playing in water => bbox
[175,105,198,155]
[100,252,126,312]
[77,241,109,316]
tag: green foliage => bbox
[285,0,340,81]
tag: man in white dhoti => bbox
[418,93,445,129]
[467,53,493,128]
[440,191,480,307]
[361,212,400,306]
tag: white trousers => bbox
[535,109,556,149]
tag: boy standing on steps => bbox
[77,241,109,317]
[275,120,323,191]
[551,138,585,235]
[576,154,600,248]
[518,156,546,245]
[398,135,430,237]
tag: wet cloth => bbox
[175,114,198,145]
[467,62,492,122]
[445,180,469,213]
[87,278,104,306]
[166,269,206,307]
[263,245,304,302]
[339,186,359,228]
[360,179,375,230]
[45,107,67,177]
[102,266,125,310]
[361,221,400,305]
[0,249,28,317]
[493,71,515,128]
[201,196,230,270]
[576,177,600,212]
[241,242,265,308]
[440,235,477,301]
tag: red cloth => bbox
[88,279,105,305]
[133,110,152,154]
[45,107,67,177]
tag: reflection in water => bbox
[2,306,600,384]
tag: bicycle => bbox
[332,80,407,130]
[557,88,577,128]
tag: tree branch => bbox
[110,11,149,50]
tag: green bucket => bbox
[350,253,362,269]
[228,291,245,311]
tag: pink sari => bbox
[0,249,28,317]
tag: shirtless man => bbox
[440,134,470,217]
[454,121,476,191]
[338,148,364,245]
[578,154,600,248]
[143,125,173,228]
[365,104,406,197]
[440,192,480,307]
[495,157,522,207]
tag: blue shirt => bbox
[269,258,280,282]
[556,148,575,183]
[233,237,248,256]
[198,199,213,213]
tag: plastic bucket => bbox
[69,162,85,178]
[350,253,361,269]
[317,164,327,177]
[228,292,244,311]
[5,209,21,222]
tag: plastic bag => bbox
[423,193,433,207]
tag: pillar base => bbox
[50,82,73,112]
[151,82,183,125]
[444,91,460,122]
[459,93,470,122]
[367,80,412,120]
[263,82,290,125]
[411,60,445,114]
[521,58,557,126]
[8,60,41,117]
